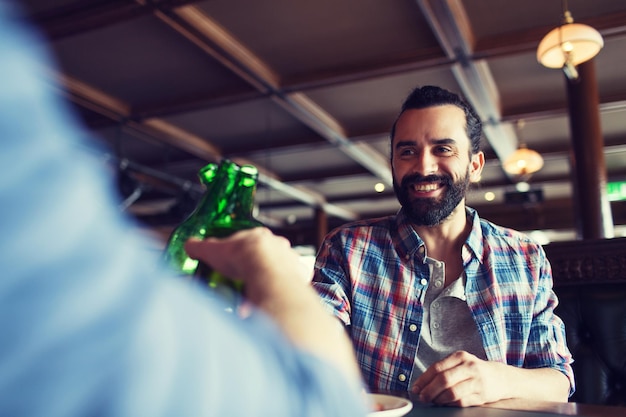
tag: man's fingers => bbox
[183,228,304,286]
[183,228,267,276]
[417,363,468,403]
[413,350,467,391]
[412,351,480,404]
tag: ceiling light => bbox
[503,120,544,177]
[503,146,544,177]
[537,1,603,80]
[374,182,385,193]
[484,191,495,202]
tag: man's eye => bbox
[399,148,415,156]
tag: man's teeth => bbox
[412,183,439,192]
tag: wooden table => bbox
[481,398,626,417]
[377,393,626,417]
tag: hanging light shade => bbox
[537,7,603,79]
[537,21,604,68]
[502,146,544,177]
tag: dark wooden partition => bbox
[543,237,626,286]
[543,237,626,406]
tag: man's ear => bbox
[469,152,485,183]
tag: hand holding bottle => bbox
[184,228,311,304]
[162,159,265,311]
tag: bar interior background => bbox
[21,0,626,254]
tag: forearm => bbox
[414,351,571,406]
[249,274,363,388]
[497,364,570,403]
[184,230,363,388]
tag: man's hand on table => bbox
[411,350,571,407]
[411,351,506,407]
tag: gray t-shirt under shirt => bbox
[409,256,487,387]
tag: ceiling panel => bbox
[162,97,325,153]
[51,16,254,106]
[196,0,440,77]
[304,67,460,136]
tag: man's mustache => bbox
[400,173,453,188]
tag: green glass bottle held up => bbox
[162,159,263,312]
[196,164,264,310]
[163,163,218,276]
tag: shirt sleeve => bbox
[0,4,366,417]
[527,246,576,396]
[312,232,353,326]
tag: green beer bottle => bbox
[162,160,237,275]
[163,159,263,312]
[196,164,264,311]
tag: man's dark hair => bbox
[390,85,482,156]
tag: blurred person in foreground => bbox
[312,85,574,406]
[0,2,366,416]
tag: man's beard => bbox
[393,169,470,226]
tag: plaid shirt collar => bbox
[391,206,485,265]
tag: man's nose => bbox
[412,151,438,176]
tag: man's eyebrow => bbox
[394,138,457,148]
[394,140,416,148]
[432,138,457,145]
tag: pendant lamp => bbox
[503,120,544,177]
[537,0,603,80]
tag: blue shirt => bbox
[0,3,366,417]
[313,208,575,394]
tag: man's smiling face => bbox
[391,105,483,226]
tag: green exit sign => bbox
[607,181,626,201]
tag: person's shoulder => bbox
[478,216,543,252]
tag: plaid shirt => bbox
[312,208,575,394]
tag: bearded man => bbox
[312,85,574,407]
